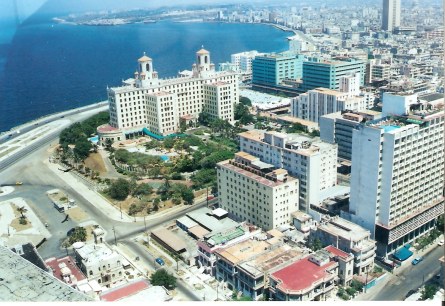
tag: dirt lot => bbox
[67,206,89,223]
[84,152,107,175]
[10,204,32,231]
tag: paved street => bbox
[357,245,444,301]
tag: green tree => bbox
[307,238,323,251]
[68,227,87,245]
[310,129,321,137]
[421,284,438,300]
[287,123,307,134]
[150,269,177,289]
[182,188,195,205]
[74,138,92,160]
[179,120,187,133]
[104,138,114,152]
[163,138,176,149]
[198,112,212,126]
[17,206,28,219]
[108,178,132,200]
[239,96,252,106]
[132,183,153,197]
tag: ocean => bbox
[0,17,290,132]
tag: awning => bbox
[393,245,413,261]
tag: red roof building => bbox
[269,249,338,301]
[100,279,150,301]
[45,256,86,288]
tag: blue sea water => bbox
[0,17,290,132]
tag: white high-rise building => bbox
[339,73,361,97]
[217,152,299,230]
[239,130,337,212]
[231,50,263,73]
[98,49,239,142]
[291,87,368,124]
[348,108,444,256]
[382,0,401,31]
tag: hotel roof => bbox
[318,217,370,241]
[215,239,271,265]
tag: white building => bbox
[339,73,361,97]
[382,92,418,117]
[382,0,401,31]
[231,50,263,73]
[73,243,128,288]
[291,87,368,124]
[217,152,299,230]
[98,49,239,142]
[348,107,444,256]
[239,130,337,213]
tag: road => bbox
[365,247,443,301]
[120,240,203,301]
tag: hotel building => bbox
[239,130,337,213]
[97,49,239,142]
[217,152,299,230]
[348,105,444,256]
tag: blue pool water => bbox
[88,135,99,143]
[160,155,169,162]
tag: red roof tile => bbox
[271,257,336,293]
[100,280,150,301]
[325,245,351,259]
[45,256,86,286]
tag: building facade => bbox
[290,87,368,124]
[348,109,444,256]
[320,110,382,160]
[239,130,337,213]
[301,58,365,92]
[217,152,299,230]
[382,0,401,32]
[98,49,239,142]
[313,216,376,276]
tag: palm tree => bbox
[17,206,27,219]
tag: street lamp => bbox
[112,226,117,245]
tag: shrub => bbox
[150,269,176,289]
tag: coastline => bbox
[0,101,108,136]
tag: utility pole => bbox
[112,226,117,245]
[206,186,209,208]
[144,215,147,231]
[364,266,369,293]
[119,202,122,219]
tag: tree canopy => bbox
[150,269,177,289]
[108,178,133,201]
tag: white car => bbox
[438,240,444,246]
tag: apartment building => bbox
[382,0,401,32]
[348,106,444,256]
[214,238,305,300]
[217,152,299,230]
[320,110,382,160]
[98,49,239,142]
[73,243,128,288]
[231,50,263,72]
[239,130,337,212]
[269,248,346,301]
[301,58,365,92]
[291,87,368,123]
[313,216,376,275]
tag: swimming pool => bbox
[160,155,169,162]
[88,135,99,143]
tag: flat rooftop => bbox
[318,217,369,241]
[75,243,120,266]
[271,255,337,293]
[0,246,92,302]
[215,239,271,265]
[238,245,304,277]
[186,207,239,233]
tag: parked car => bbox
[411,257,423,265]
[438,239,444,246]
[155,257,165,266]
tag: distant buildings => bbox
[348,104,444,256]
[239,130,337,213]
[231,50,264,73]
[98,49,239,142]
[252,53,304,92]
[382,0,401,32]
[217,152,299,230]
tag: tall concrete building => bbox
[97,49,239,142]
[348,107,444,256]
[239,131,338,213]
[382,0,401,32]
[217,152,299,230]
[301,58,365,92]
